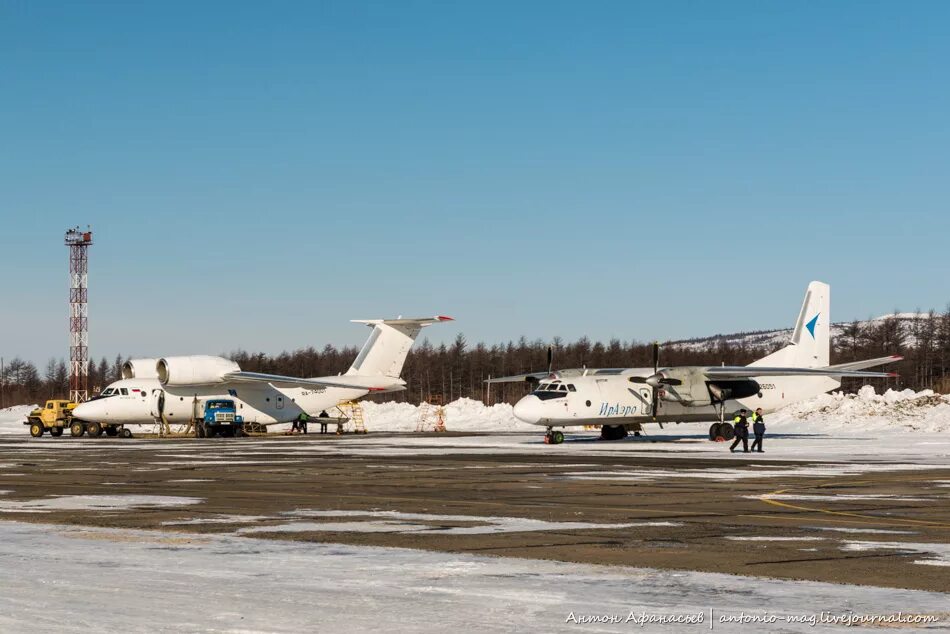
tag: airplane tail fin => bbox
[750,281,830,368]
[346,316,453,378]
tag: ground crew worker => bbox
[730,409,750,453]
[290,418,300,434]
[750,408,765,453]
[298,412,309,434]
[319,410,330,434]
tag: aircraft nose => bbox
[513,395,542,424]
[72,401,99,420]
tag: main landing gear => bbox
[709,403,734,441]
[544,428,565,445]
[600,424,628,441]
[708,422,735,441]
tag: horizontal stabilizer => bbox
[350,316,454,327]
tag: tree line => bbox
[3,310,949,407]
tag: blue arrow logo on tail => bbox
[805,313,820,338]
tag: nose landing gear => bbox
[543,428,564,444]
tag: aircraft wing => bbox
[484,372,552,384]
[704,366,897,379]
[223,371,396,392]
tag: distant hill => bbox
[666,313,928,352]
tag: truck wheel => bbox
[30,423,44,438]
[105,426,118,437]
[70,422,85,437]
[195,423,205,438]
[86,421,103,438]
[50,427,64,437]
[120,428,133,439]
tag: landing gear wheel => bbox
[70,422,85,437]
[709,423,721,441]
[721,423,735,441]
[86,422,103,438]
[120,428,133,439]
[552,430,564,444]
[50,427,64,437]
[105,426,118,437]
[600,425,628,441]
[30,423,44,438]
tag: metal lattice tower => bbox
[65,227,93,402]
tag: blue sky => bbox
[2,1,948,365]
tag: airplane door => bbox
[150,389,165,420]
[639,388,652,416]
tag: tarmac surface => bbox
[1,432,948,593]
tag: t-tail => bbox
[346,316,454,378]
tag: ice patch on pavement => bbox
[841,540,950,567]
[751,493,936,502]
[2,520,947,633]
[161,514,273,526]
[237,509,679,536]
[725,536,826,542]
[0,495,202,513]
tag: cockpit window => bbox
[101,388,114,396]
[567,384,576,392]
[120,388,129,396]
[533,382,568,400]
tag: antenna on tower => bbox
[65,226,93,403]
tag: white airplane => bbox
[489,282,900,444]
[71,316,452,437]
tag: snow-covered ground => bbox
[1,521,946,633]
[0,405,35,435]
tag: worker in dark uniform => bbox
[730,409,750,453]
[750,408,765,453]
[319,410,330,435]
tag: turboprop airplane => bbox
[488,282,901,444]
[71,316,452,437]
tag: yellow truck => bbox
[25,400,77,437]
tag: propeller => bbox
[628,342,680,418]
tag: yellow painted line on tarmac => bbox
[755,486,950,529]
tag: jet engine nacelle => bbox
[157,355,240,386]
[121,358,160,380]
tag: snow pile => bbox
[361,398,535,432]
[0,406,36,436]
[769,386,950,433]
